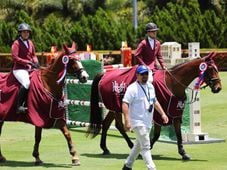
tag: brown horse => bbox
[87,52,222,160]
[0,42,89,165]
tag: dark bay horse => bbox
[0,42,89,165]
[87,52,222,160]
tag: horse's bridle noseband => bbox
[202,63,221,89]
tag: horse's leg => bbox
[100,111,115,155]
[173,119,191,160]
[150,123,161,149]
[0,121,6,162]
[60,125,80,166]
[32,126,43,165]
[115,112,134,149]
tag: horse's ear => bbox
[210,51,217,59]
[205,51,216,61]
[72,42,77,50]
[63,44,68,53]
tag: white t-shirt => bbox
[122,81,156,129]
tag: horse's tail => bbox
[86,73,104,138]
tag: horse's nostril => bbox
[217,87,221,92]
[79,77,87,83]
[212,87,221,93]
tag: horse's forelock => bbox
[69,54,80,61]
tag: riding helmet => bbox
[146,22,159,32]
[18,23,31,32]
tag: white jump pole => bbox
[186,80,208,142]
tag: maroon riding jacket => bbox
[134,37,166,70]
[11,38,38,70]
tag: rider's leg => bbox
[13,69,30,113]
[17,86,28,113]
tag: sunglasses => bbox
[140,72,148,76]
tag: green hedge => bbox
[0,1,226,52]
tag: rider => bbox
[11,23,40,114]
[134,22,167,73]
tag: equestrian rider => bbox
[134,22,167,73]
[11,23,40,114]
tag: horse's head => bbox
[63,42,89,83]
[202,52,222,93]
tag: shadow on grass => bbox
[0,160,72,168]
[81,153,207,163]
[153,154,207,162]
[70,128,135,140]
[81,153,129,160]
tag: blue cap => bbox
[136,65,149,74]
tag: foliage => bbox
[31,0,64,20]
[145,2,226,48]
[0,0,226,52]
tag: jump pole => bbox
[184,80,224,143]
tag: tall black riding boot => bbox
[17,86,28,114]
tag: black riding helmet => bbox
[146,22,159,32]
[18,23,31,32]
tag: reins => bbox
[165,70,199,104]
[39,66,56,74]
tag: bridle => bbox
[201,62,221,89]
[39,51,85,83]
[166,70,197,104]
[166,60,220,104]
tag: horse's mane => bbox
[47,51,64,69]
[169,57,201,70]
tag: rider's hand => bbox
[29,62,40,69]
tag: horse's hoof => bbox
[182,154,191,161]
[0,156,6,163]
[102,149,111,155]
[72,159,80,166]
[34,160,43,166]
[128,143,134,149]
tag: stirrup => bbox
[17,106,28,114]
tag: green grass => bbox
[0,72,227,170]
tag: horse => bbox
[87,52,222,160]
[0,42,89,165]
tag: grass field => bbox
[0,72,227,170]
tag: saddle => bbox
[153,71,186,126]
[0,71,66,128]
[99,67,137,112]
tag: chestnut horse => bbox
[87,52,222,160]
[0,42,89,165]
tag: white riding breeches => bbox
[13,69,30,89]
